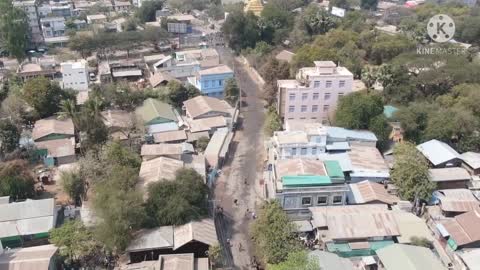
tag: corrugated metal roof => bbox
[376,244,447,270]
[153,130,187,143]
[173,219,217,250]
[183,96,233,120]
[126,226,174,252]
[293,220,313,232]
[275,159,327,179]
[0,244,58,270]
[349,180,399,205]
[136,98,178,124]
[309,204,389,228]
[429,167,471,182]
[327,127,377,142]
[441,207,480,247]
[433,189,479,213]
[308,250,355,270]
[460,151,480,170]
[416,139,460,166]
[139,157,184,188]
[323,160,344,179]
[392,211,433,244]
[282,175,332,187]
[32,117,74,141]
[458,249,480,270]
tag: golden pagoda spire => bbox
[244,0,263,16]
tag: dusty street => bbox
[214,49,267,269]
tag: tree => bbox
[22,77,73,118]
[250,200,299,264]
[369,114,392,151]
[410,236,432,248]
[269,251,319,270]
[0,0,29,62]
[135,0,164,23]
[208,244,223,268]
[196,136,209,152]
[334,91,383,129]
[60,170,85,206]
[0,119,19,156]
[264,106,282,136]
[146,168,208,226]
[163,81,200,109]
[49,220,101,267]
[224,78,239,105]
[142,26,169,50]
[361,0,378,10]
[260,58,290,104]
[391,142,435,201]
[68,33,97,58]
[0,160,35,200]
[222,9,261,53]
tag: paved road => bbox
[214,48,266,269]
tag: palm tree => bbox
[58,99,79,126]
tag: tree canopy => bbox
[224,78,240,105]
[264,106,282,136]
[146,168,208,226]
[22,77,73,118]
[269,251,319,270]
[0,119,19,156]
[0,160,35,201]
[0,0,29,61]
[250,200,299,264]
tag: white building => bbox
[61,60,89,91]
[13,0,43,44]
[40,16,66,38]
[277,61,353,124]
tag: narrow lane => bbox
[214,51,266,269]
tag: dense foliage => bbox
[0,160,35,200]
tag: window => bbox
[333,195,342,204]
[313,81,320,88]
[302,93,308,100]
[205,80,210,87]
[326,81,332,88]
[339,80,345,87]
[291,148,297,155]
[301,105,307,112]
[312,105,318,112]
[289,93,296,101]
[322,119,328,125]
[317,196,328,205]
[312,148,317,155]
[301,148,307,155]
[323,105,329,112]
[338,92,344,98]
[324,93,331,100]
[289,106,295,113]
[301,196,312,206]
[313,93,319,100]
[219,80,223,86]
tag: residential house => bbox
[277,61,353,123]
[460,151,480,175]
[183,96,237,135]
[187,65,234,97]
[152,55,201,80]
[33,117,76,165]
[153,130,187,144]
[117,254,209,270]
[110,61,143,81]
[0,244,59,270]
[391,211,434,245]
[149,72,180,88]
[417,139,462,168]
[346,144,390,182]
[126,218,217,263]
[141,143,194,161]
[204,128,233,170]
[17,62,56,81]
[0,198,57,248]
[61,60,89,91]
[166,14,195,34]
[101,110,133,141]
[347,180,399,205]
[431,189,479,217]
[376,244,447,270]
[275,50,295,63]
[135,98,182,134]
[308,251,355,270]
[40,16,66,40]
[13,0,43,44]
[86,14,107,24]
[309,204,399,257]
[176,49,220,68]
[138,156,184,191]
[429,167,471,189]
[267,158,348,219]
[113,0,132,12]
[438,207,480,251]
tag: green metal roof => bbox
[135,98,177,124]
[324,160,344,181]
[383,105,399,119]
[282,175,332,187]
[327,240,395,257]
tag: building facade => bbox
[187,65,234,97]
[61,60,89,91]
[13,0,43,44]
[40,16,66,38]
[277,61,353,124]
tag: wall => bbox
[197,72,234,97]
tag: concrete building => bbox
[38,1,72,17]
[61,60,89,91]
[277,61,353,123]
[40,16,66,40]
[13,0,43,44]
[187,65,234,97]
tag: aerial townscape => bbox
[1,0,480,269]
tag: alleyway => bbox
[214,50,267,269]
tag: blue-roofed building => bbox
[383,105,399,119]
[187,65,234,98]
[266,158,348,220]
[326,126,378,146]
[417,139,461,168]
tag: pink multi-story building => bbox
[276,61,353,124]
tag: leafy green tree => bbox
[369,114,392,151]
[250,200,299,264]
[146,168,208,226]
[394,102,434,143]
[391,142,435,201]
[264,106,282,136]
[135,0,164,23]
[410,236,432,248]
[102,82,145,111]
[0,0,29,62]
[360,0,378,10]
[224,78,239,105]
[22,77,73,118]
[222,9,261,52]
[0,119,19,156]
[164,81,200,109]
[208,244,223,268]
[196,136,210,152]
[49,220,100,266]
[370,34,415,64]
[167,0,209,12]
[269,251,319,270]
[60,170,85,205]
[260,57,290,105]
[0,160,35,200]
[142,26,169,50]
[334,91,383,129]
[68,33,97,58]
